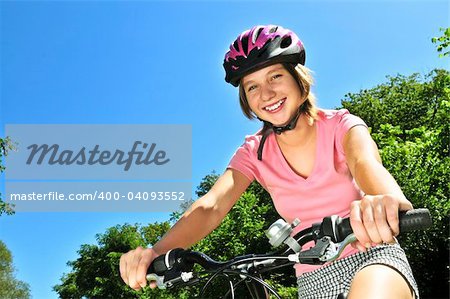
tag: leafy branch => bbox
[432,27,450,58]
[0,136,18,216]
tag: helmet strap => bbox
[256,103,305,161]
[271,108,302,135]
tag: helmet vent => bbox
[254,27,264,43]
[241,35,249,55]
[280,36,292,49]
[233,40,240,52]
[258,46,268,58]
[269,26,278,34]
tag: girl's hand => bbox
[120,246,159,290]
[349,194,413,251]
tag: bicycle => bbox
[146,208,432,299]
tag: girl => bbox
[120,25,419,299]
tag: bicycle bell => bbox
[266,218,301,252]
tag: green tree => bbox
[340,68,450,298]
[189,173,297,298]
[53,222,194,299]
[0,240,31,299]
[53,175,296,298]
[0,136,17,216]
[432,27,450,57]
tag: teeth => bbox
[264,99,284,111]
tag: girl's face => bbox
[241,63,304,126]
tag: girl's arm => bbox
[120,168,251,290]
[343,125,413,250]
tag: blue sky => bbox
[0,0,448,298]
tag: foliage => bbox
[340,68,450,298]
[0,240,31,299]
[188,174,297,298]
[53,174,296,298]
[55,69,449,298]
[0,136,17,216]
[432,27,450,57]
[53,222,194,299]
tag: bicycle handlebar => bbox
[319,208,433,243]
[146,208,432,292]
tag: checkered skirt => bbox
[296,243,419,299]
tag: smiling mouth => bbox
[263,99,286,112]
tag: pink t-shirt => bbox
[227,109,366,276]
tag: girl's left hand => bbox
[349,194,413,251]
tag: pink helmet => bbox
[223,25,306,87]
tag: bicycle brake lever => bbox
[146,273,167,289]
[146,271,195,289]
[298,233,357,265]
[298,237,331,265]
[320,233,357,263]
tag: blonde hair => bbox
[238,63,318,130]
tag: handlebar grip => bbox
[148,254,169,276]
[147,248,185,276]
[336,208,432,241]
[336,217,353,242]
[398,208,432,232]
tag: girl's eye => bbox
[247,85,257,92]
[271,74,282,80]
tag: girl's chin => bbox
[266,115,291,126]
[258,110,295,126]
[265,119,291,127]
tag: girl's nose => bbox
[261,84,276,102]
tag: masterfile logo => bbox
[4,124,192,212]
[26,141,170,171]
[5,124,191,180]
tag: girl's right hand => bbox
[119,246,159,290]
